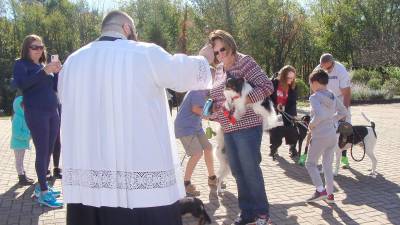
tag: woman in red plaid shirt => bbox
[209,30,274,225]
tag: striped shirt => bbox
[209,54,274,133]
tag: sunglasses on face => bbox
[30,45,44,51]
[214,47,226,56]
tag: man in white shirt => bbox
[59,10,214,225]
[316,53,352,168]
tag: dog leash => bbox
[280,111,308,129]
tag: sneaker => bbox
[254,216,271,225]
[233,216,254,225]
[53,168,62,179]
[306,190,327,202]
[208,176,217,187]
[325,194,335,204]
[298,154,307,166]
[37,191,63,208]
[341,156,350,168]
[34,184,61,198]
[185,184,200,197]
[18,174,34,186]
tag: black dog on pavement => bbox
[296,115,311,157]
[179,197,211,225]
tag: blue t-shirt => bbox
[174,90,208,138]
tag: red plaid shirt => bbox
[210,54,274,133]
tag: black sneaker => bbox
[18,174,34,186]
[306,190,327,202]
[53,168,62,179]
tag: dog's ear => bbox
[225,77,235,89]
[236,77,245,85]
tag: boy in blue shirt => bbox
[175,90,216,196]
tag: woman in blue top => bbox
[12,34,62,208]
[10,96,34,186]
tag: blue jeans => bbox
[224,125,269,220]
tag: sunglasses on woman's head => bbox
[30,45,44,51]
[214,47,226,56]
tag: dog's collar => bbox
[231,95,240,100]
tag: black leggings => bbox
[53,132,61,168]
[67,202,182,225]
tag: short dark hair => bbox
[20,34,47,64]
[309,69,329,85]
[320,53,333,64]
[101,10,132,30]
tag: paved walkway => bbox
[0,104,399,225]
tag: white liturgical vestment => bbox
[58,39,212,208]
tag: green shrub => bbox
[385,67,400,81]
[367,78,381,90]
[351,69,381,84]
[296,79,310,99]
[382,78,400,97]
[351,69,369,84]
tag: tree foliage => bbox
[0,0,399,115]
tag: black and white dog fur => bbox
[334,112,378,176]
[294,115,311,156]
[214,126,230,195]
[179,197,211,225]
[223,77,280,130]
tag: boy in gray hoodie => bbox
[306,69,348,203]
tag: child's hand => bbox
[308,123,315,130]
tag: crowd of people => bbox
[9,10,352,225]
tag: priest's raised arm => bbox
[147,44,213,92]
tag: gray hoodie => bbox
[309,89,348,138]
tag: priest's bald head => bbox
[101,10,137,41]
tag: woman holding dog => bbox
[208,30,273,225]
[269,65,298,159]
[12,34,63,208]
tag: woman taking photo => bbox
[13,34,63,208]
[209,30,273,225]
[269,65,298,160]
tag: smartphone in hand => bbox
[51,54,59,62]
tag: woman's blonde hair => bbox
[278,65,296,90]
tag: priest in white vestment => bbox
[59,10,214,225]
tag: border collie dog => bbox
[223,77,279,130]
[334,112,378,176]
[214,126,230,195]
[179,197,211,225]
